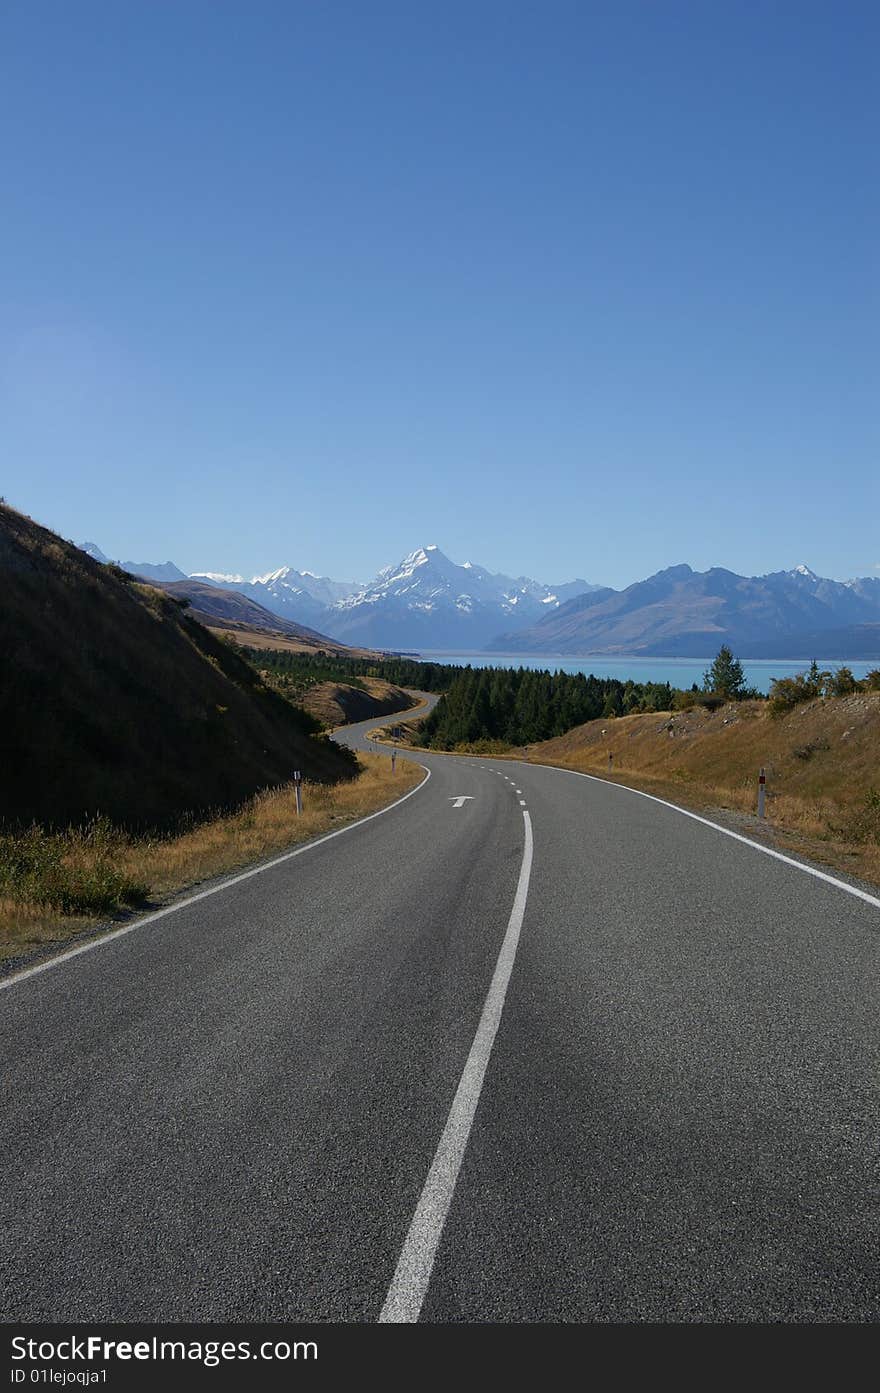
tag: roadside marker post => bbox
[608,751,613,772]
[391,748,397,774]
[293,769,303,816]
[757,766,766,819]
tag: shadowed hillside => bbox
[153,578,352,648]
[0,504,356,830]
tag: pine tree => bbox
[702,645,746,699]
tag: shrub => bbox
[768,661,829,716]
[672,689,699,710]
[825,666,860,697]
[835,788,880,845]
[672,689,734,712]
[0,819,149,916]
[792,740,830,761]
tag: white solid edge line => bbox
[522,761,880,913]
[380,808,534,1323]
[0,766,433,993]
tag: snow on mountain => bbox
[79,539,599,647]
[196,571,246,585]
[189,565,360,628]
[789,564,820,581]
[325,546,598,648]
[75,539,880,656]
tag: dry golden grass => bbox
[206,625,328,653]
[0,754,422,968]
[519,692,880,887]
[209,626,380,659]
[302,677,416,728]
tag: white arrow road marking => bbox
[449,796,475,808]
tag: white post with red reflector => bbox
[757,766,766,819]
[293,769,303,816]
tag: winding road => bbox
[2,694,878,1322]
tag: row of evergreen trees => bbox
[238,648,463,694]
[417,667,677,749]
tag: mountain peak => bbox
[392,544,452,576]
[647,563,693,583]
[253,565,298,585]
[790,563,819,581]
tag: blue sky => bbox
[2,1,877,588]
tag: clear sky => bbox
[2,0,877,589]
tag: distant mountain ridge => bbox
[489,563,880,658]
[79,543,186,584]
[80,541,600,650]
[190,566,359,627]
[77,541,880,658]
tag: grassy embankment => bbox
[519,692,880,886]
[273,674,417,729]
[0,754,421,967]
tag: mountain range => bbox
[78,542,880,659]
[489,563,880,658]
[190,565,358,628]
[79,543,187,584]
[315,547,599,648]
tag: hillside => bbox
[190,565,359,628]
[296,678,418,728]
[517,691,880,886]
[0,505,356,830]
[489,564,880,657]
[153,578,353,651]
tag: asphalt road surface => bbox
[2,695,878,1322]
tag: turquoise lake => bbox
[414,653,878,695]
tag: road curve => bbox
[1,699,877,1322]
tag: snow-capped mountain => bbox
[323,545,599,648]
[77,538,879,656]
[80,539,601,645]
[190,566,360,628]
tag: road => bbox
[2,697,878,1322]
